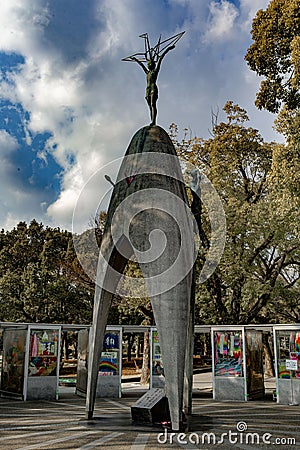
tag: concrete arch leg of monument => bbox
[85,238,193,431]
[148,281,191,430]
[85,235,133,420]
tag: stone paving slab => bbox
[0,392,299,449]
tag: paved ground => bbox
[0,376,299,449]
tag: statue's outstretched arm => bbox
[156,44,175,73]
[131,57,148,74]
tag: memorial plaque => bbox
[131,388,170,425]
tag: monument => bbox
[85,32,196,431]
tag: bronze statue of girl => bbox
[123,32,184,126]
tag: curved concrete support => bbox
[86,237,132,418]
[86,126,195,430]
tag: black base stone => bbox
[131,388,170,425]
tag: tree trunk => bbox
[135,334,140,358]
[263,333,275,377]
[74,336,78,359]
[203,335,208,356]
[60,331,68,359]
[140,331,150,385]
[126,334,135,361]
[64,332,69,360]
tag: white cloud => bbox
[204,0,239,42]
[239,0,270,31]
[0,0,281,231]
[0,130,18,153]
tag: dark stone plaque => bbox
[131,388,170,425]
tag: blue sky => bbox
[0,0,279,231]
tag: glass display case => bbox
[24,325,61,400]
[212,327,246,401]
[76,328,89,396]
[28,329,59,377]
[274,327,300,405]
[245,330,264,399]
[99,332,120,376]
[276,330,300,379]
[76,326,122,398]
[214,331,243,377]
[96,327,122,398]
[0,328,27,397]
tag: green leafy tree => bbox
[245,0,300,113]
[264,106,300,322]
[0,220,93,323]
[171,101,300,324]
